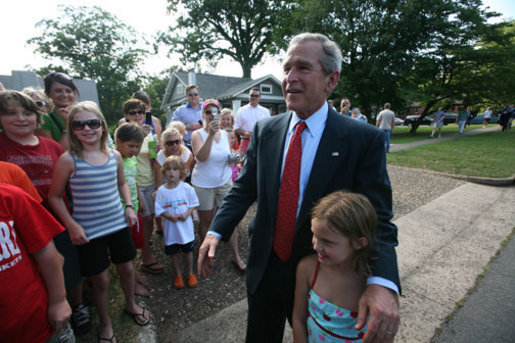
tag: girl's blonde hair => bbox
[22,87,55,113]
[161,155,187,179]
[68,101,109,157]
[221,108,234,127]
[167,121,186,136]
[161,127,182,144]
[311,191,377,278]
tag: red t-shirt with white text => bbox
[0,184,64,342]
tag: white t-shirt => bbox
[234,104,270,133]
[191,129,232,188]
[377,109,395,130]
[154,181,199,245]
[156,147,192,179]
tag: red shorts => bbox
[130,213,145,249]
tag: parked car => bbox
[443,112,458,125]
[404,115,432,126]
[469,114,500,125]
[394,116,404,126]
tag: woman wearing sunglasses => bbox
[36,72,79,149]
[121,98,165,274]
[191,99,246,272]
[22,87,54,114]
[154,127,194,185]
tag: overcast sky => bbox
[1,0,513,79]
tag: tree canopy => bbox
[275,0,511,132]
[159,0,289,78]
[27,5,148,123]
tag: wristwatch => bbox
[125,204,134,210]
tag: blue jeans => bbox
[458,120,466,134]
[382,129,391,152]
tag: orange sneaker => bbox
[173,276,184,289]
[187,275,198,288]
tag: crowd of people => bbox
[3,29,513,342]
[12,32,499,343]
[0,77,253,341]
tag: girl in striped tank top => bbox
[49,102,151,342]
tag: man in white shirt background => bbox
[234,88,271,153]
[376,103,396,153]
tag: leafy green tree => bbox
[27,5,148,124]
[398,0,507,131]
[160,0,289,78]
[142,74,170,121]
[276,0,504,128]
[278,0,441,117]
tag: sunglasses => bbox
[188,93,199,97]
[204,108,219,116]
[35,100,46,108]
[48,72,73,81]
[250,94,260,98]
[166,139,181,146]
[127,110,145,115]
[71,119,102,131]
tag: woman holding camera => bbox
[191,99,246,272]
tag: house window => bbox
[176,83,184,96]
[260,84,272,94]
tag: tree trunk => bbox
[241,63,252,78]
[409,99,440,134]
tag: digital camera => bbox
[228,153,242,163]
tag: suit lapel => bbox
[262,112,292,221]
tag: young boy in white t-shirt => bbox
[154,155,199,289]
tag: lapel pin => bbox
[332,152,339,156]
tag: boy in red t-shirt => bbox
[0,184,71,342]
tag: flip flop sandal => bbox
[232,260,247,273]
[141,262,164,274]
[124,307,150,326]
[134,282,151,297]
[97,334,116,343]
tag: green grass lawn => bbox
[387,129,515,178]
[391,124,481,144]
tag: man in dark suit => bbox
[198,32,400,343]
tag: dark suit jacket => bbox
[211,107,400,295]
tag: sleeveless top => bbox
[70,149,127,240]
[136,133,156,187]
[307,261,368,342]
[191,129,232,188]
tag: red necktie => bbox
[273,121,307,261]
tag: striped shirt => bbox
[70,149,127,239]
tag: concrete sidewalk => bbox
[390,125,500,153]
[435,232,515,342]
[172,183,515,342]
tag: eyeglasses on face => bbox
[35,100,46,108]
[250,94,260,98]
[166,139,181,146]
[204,108,219,116]
[127,110,145,115]
[188,93,199,97]
[71,119,102,131]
